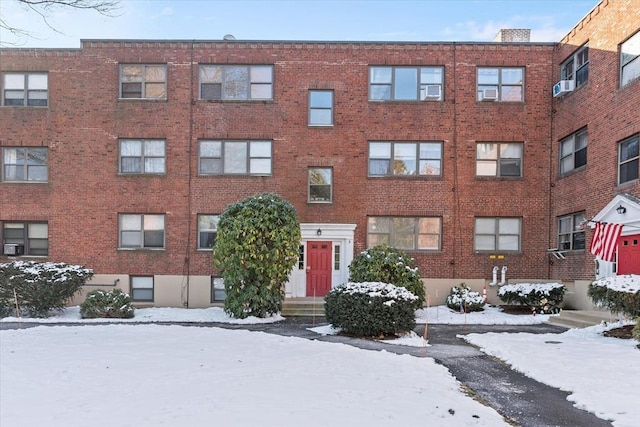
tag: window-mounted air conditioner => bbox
[553,80,575,97]
[482,88,498,101]
[3,244,24,256]
[421,84,441,100]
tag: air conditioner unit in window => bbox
[422,84,441,100]
[553,80,574,97]
[3,244,24,256]
[482,88,498,101]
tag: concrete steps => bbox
[281,298,325,317]
[547,309,616,328]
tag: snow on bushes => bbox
[80,288,135,319]
[446,283,485,313]
[497,282,565,314]
[588,274,640,319]
[324,282,418,337]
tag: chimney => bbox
[493,29,531,42]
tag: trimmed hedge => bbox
[0,261,92,318]
[497,282,565,314]
[588,275,640,318]
[324,282,417,337]
[446,283,485,313]
[80,289,135,319]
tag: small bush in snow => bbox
[80,289,135,319]
[497,282,565,314]
[446,283,485,313]
[588,274,640,319]
[0,261,93,318]
[348,244,425,308]
[324,282,417,337]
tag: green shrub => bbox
[446,283,485,313]
[348,244,425,309]
[497,282,565,314]
[80,289,135,319]
[213,193,301,319]
[324,282,417,337]
[633,320,640,343]
[588,275,640,318]
[0,261,93,318]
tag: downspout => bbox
[451,42,460,279]
[547,44,556,280]
[182,40,195,307]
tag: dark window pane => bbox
[201,83,222,100]
[199,232,216,249]
[620,159,639,183]
[144,230,164,247]
[574,148,587,168]
[369,159,390,175]
[500,159,521,176]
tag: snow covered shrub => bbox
[588,275,640,319]
[446,283,485,313]
[324,282,418,337]
[633,321,640,343]
[348,244,425,308]
[497,282,565,314]
[0,261,93,318]
[80,289,135,319]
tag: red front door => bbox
[306,241,332,297]
[618,234,640,275]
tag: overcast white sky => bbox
[1,0,599,48]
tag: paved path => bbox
[0,319,614,427]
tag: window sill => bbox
[197,248,214,252]
[368,99,444,103]
[0,105,49,108]
[368,175,443,180]
[308,200,333,204]
[198,99,274,103]
[558,166,587,179]
[617,178,638,189]
[117,248,166,251]
[118,98,167,102]
[308,124,334,128]
[1,181,49,184]
[117,173,166,177]
[475,176,523,180]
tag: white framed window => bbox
[119,214,165,249]
[131,276,154,302]
[477,67,524,101]
[308,167,332,203]
[2,222,48,256]
[368,141,442,177]
[369,66,443,101]
[198,214,219,250]
[199,65,273,100]
[2,73,48,107]
[367,217,441,251]
[561,44,589,87]
[474,217,521,252]
[558,212,586,251]
[2,147,48,182]
[476,143,523,177]
[334,244,341,271]
[619,134,639,184]
[119,64,167,99]
[559,129,587,175]
[309,90,333,126]
[199,140,272,176]
[621,32,640,87]
[210,277,226,302]
[119,140,165,174]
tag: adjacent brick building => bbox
[1,0,638,308]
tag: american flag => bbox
[589,222,624,262]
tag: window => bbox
[367,217,441,251]
[2,222,48,256]
[369,66,443,101]
[298,245,305,270]
[211,277,227,302]
[474,218,521,252]
[199,140,272,175]
[2,147,48,182]
[621,32,640,87]
[477,68,524,101]
[119,64,166,99]
[119,140,165,174]
[561,44,589,87]
[558,212,586,251]
[308,168,332,203]
[334,244,341,271]
[619,134,639,184]
[476,143,523,177]
[199,65,273,100]
[309,90,333,126]
[119,214,165,249]
[368,142,442,177]
[198,215,219,250]
[559,129,587,175]
[131,276,154,302]
[2,73,48,107]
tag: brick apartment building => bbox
[1,0,638,309]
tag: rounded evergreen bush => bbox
[348,244,425,308]
[324,282,417,337]
[446,283,485,313]
[80,289,135,319]
[497,282,565,314]
[588,275,640,319]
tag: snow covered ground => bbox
[1,306,638,427]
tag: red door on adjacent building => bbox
[618,234,640,275]
[306,241,332,297]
